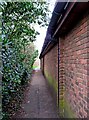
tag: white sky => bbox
[34,0,56,54]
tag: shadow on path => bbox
[15,70,59,118]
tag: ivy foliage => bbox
[1,1,49,118]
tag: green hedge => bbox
[1,2,49,119]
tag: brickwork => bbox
[40,58,44,73]
[59,38,65,117]
[40,10,89,119]
[43,44,58,103]
[87,13,89,118]
[59,13,89,118]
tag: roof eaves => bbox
[53,1,76,38]
[39,1,77,59]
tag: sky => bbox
[34,0,56,55]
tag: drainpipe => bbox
[58,38,60,108]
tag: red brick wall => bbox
[59,12,89,118]
[43,44,58,103]
[40,11,89,118]
[40,57,44,73]
[44,45,58,82]
[87,13,89,118]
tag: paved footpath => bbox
[15,70,59,118]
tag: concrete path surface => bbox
[15,70,59,118]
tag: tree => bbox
[1,1,49,118]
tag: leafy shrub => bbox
[1,1,49,118]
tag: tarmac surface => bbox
[15,70,59,118]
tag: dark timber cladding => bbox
[40,0,89,118]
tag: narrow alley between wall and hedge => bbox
[13,70,59,118]
[1,1,89,119]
